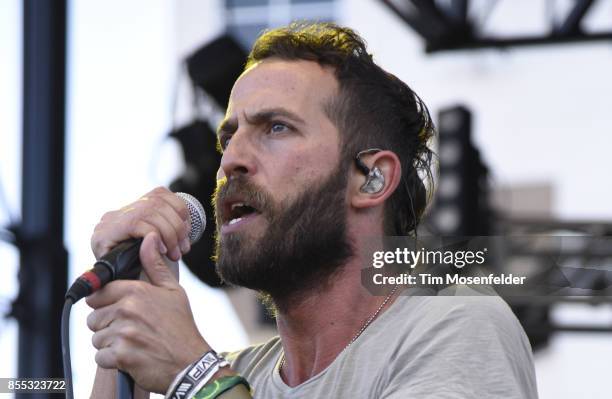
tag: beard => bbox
[213,165,354,311]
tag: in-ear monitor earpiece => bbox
[355,148,385,194]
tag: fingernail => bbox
[159,241,168,254]
[180,238,190,253]
[171,247,182,261]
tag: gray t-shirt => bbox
[225,293,538,398]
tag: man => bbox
[88,22,538,398]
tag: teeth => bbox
[229,217,243,225]
[231,202,246,210]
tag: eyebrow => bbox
[216,107,306,138]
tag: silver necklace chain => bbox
[279,285,400,373]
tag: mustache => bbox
[213,175,275,222]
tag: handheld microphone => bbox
[65,192,206,303]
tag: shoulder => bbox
[380,292,538,398]
[396,288,524,334]
[395,292,532,356]
[222,336,282,378]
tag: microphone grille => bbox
[176,192,206,243]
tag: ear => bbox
[349,150,401,209]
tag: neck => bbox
[274,255,398,387]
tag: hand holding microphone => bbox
[77,188,214,394]
[66,189,205,302]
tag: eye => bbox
[218,135,232,151]
[270,122,291,134]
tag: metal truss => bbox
[497,216,612,339]
[381,0,612,52]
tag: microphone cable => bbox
[61,299,74,399]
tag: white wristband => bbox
[165,351,229,399]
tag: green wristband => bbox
[193,375,251,399]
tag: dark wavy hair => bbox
[246,22,435,235]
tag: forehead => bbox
[227,59,338,117]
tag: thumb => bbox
[139,231,179,288]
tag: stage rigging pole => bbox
[14,1,68,397]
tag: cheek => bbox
[292,152,337,186]
[266,139,340,196]
[279,155,310,188]
[310,145,340,175]
[265,155,310,200]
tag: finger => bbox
[86,280,146,309]
[91,210,123,259]
[153,205,190,258]
[92,219,159,260]
[91,323,115,350]
[95,347,118,369]
[145,187,189,222]
[131,195,190,259]
[94,342,135,371]
[88,293,149,332]
[139,232,179,289]
[91,188,190,260]
[87,304,118,332]
[140,255,179,283]
[137,209,182,258]
[95,343,139,373]
[91,317,142,347]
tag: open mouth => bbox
[226,202,259,225]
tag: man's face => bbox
[213,59,353,305]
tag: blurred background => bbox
[1,0,612,398]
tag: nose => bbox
[219,130,257,180]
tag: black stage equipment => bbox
[170,33,246,286]
[186,34,247,109]
[170,121,223,287]
[381,0,612,52]
[11,2,69,398]
[429,105,490,236]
